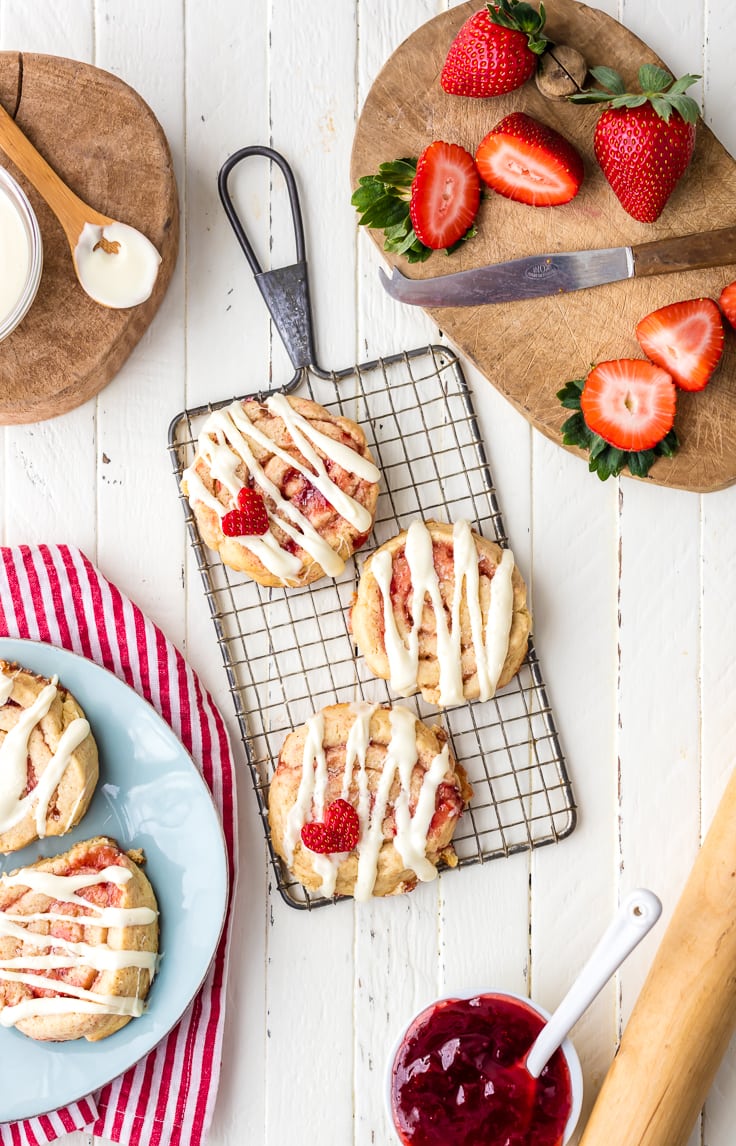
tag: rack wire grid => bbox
[168,343,576,909]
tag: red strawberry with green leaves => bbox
[571,65,699,223]
[719,281,736,330]
[475,112,584,206]
[301,799,360,855]
[441,0,548,98]
[351,141,480,262]
[559,360,678,480]
[636,298,724,391]
[221,487,269,537]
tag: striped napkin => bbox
[0,545,238,1146]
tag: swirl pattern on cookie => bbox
[182,393,380,587]
[352,520,531,707]
[268,703,471,900]
[0,662,99,854]
[0,836,159,1042]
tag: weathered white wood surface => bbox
[1,1,735,1144]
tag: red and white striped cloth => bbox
[0,545,238,1146]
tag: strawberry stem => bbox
[486,0,549,55]
[569,64,700,122]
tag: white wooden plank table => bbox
[1,1,735,1143]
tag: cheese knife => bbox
[379,224,736,307]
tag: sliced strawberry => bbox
[580,359,677,452]
[635,298,724,392]
[409,142,481,251]
[475,113,584,207]
[301,799,360,855]
[222,488,269,537]
[719,281,736,331]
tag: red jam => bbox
[390,994,572,1146]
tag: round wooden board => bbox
[0,52,179,425]
[350,0,736,492]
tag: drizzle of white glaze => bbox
[0,861,158,1029]
[0,675,92,838]
[183,396,378,581]
[287,704,453,901]
[370,520,516,707]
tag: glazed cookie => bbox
[0,662,99,854]
[268,702,472,900]
[182,392,380,587]
[0,836,159,1042]
[352,520,531,707]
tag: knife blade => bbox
[379,225,736,307]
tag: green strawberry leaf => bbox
[638,64,673,94]
[650,95,674,122]
[669,73,701,95]
[668,94,701,123]
[588,65,626,94]
[609,94,648,109]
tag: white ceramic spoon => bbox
[525,888,663,1078]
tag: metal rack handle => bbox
[217,145,326,384]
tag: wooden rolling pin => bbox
[579,766,736,1146]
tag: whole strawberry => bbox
[441,0,548,98]
[571,64,699,223]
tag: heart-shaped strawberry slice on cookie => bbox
[301,799,360,855]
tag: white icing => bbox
[0,680,58,833]
[0,861,158,1030]
[183,396,378,581]
[371,520,516,707]
[288,703,453,901]
[0,684,93,838]
[0,669,16,705]
[73,221,161,309]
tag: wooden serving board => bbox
[350,0,736,492]
[0,52,178,425]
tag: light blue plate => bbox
[0,638,229,1124]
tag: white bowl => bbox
[0,166,43,342]
[385,989,584,1145]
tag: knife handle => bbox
[632,226,736,278]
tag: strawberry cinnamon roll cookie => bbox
[0,836,159,1042]
[352,520,531,707]
[0,662,99,854]
[182,392,380,587]
[268,703,471,900]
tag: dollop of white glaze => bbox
[371,520,516,707]
[74,221,161,308]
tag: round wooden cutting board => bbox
[0,52,178,425]
[351,0,736,492]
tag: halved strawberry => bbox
[409,141,481,251]
[719,281,736,331]
[580,359,676,452]
[475,112,584,206]
[635,298,723,392]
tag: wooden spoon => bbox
[0,102,160,307]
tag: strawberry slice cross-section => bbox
[409,141,481,251]
[580,359,677,453]
[636,297,724,392]
[475,112,584,207]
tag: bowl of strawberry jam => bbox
[387,991,583,1146]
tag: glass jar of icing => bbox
[0,166,43,342]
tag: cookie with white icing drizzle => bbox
[0,835,159,1042]
[182,393,381,587]
[268,703,471,899]
[0,661,99,854]
[352,520,531,707]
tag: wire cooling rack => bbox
[168,344,576,909]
